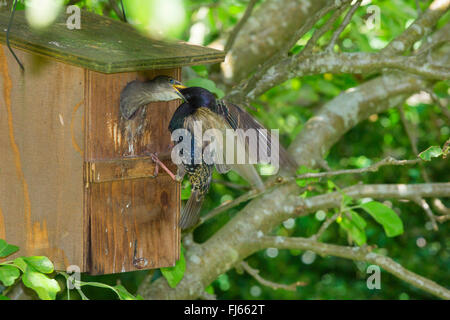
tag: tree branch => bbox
[245,51,448,100]
[139,183,450,299]
[224,0,258,52]
[240,261,306,291]
[201,157,425,226]
[382,0,449,56]
[413,197,439,231]
[138,0,449,301]
[292,157,420,181]
[229,0,449,101]
[326,0,362,51]
[222,0,335,83]
[256,236,450,300]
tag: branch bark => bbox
[138,183,450,299]
[222,0,332,83]
[257,236,450,300]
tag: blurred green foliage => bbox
[5,0,448,300]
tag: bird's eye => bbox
[169,78,175,84]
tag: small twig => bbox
[310,211,340,241]
[436,214,450,223]
[303,4,349,54]
[425,89,450,123]
[291,157,420,182]
[398,105,419,155]
[225,0,258,52]
[200,189,262,225]
[413,197,439,231]
[414,23,450,58]
[120,0,127,22]
[397,105,431,182]
[212,179,251,191]
[381,0,449,56]
[230,0,351,100]
[241,261,306,291]
[326,0,362,52]
[432,198,450,216]
[108,0,127,22]
[200,157,420,226]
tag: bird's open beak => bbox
[172,81,187,101]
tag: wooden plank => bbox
[86,155,176,183]
[0,10,225,73]
[85,68,181,274]
[0,46,85,270]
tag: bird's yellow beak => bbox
[173,84,186,90]
[172,82,187,100]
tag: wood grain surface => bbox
[84,68,181,274]
[0,46,85,270]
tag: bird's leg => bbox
[150,152,177,181]
[175,165,186,182]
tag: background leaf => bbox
[22,270,60,300]
[360,201,404,237]
[418,146,442,161]
[114,284,139,300]
[0,265,21,286]
[338,212,367,246]
[22,256,54,274]
[0,239,19,258]
[161,247,186,288]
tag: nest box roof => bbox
[0,10,225,73]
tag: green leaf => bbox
[0,295,10,300]
[0,239,19,258]
[22,256,54,274]
[418,146,442,161]
[12,257,28,273]
[347,210,367,230]
[360,201,404,237]
[22,270,60,300]
[205,284,215,295]
[338,214,367,246]
[114,284,138,300]
[161,247,186,288]
[184,78,225,99]
[0,265,21,286]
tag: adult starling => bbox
[169,86,297,229]
[119,75,186,120]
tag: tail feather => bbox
[180,190,204,230]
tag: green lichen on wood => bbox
[0,10,224,73]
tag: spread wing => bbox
[185,107,263,189]
[215,100,298,172]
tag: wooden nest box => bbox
[0,10,224,274]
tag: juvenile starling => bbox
[120,75,186,120]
